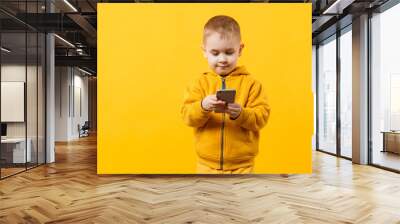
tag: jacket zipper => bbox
[220,77,226,170]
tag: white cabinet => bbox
[1,138,32,163]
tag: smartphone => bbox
[216,89,236,103]
[215,89,236,113]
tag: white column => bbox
[45,1,55,163]
[352,14,369,164]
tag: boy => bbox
[181,15,271,174]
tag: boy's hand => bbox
[227,103,242,119]
[201,94,226,112]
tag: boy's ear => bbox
[239,43,245,56]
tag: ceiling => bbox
[0,0,396,75]
[1,0,97,74]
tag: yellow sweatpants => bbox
[196,162,254,174]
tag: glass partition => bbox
[317,35,337,155]
[0,1,46,179]
[1,30,28,177]
[371,3,400,171]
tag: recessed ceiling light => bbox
[1,47,11,53]
[322,0,355,15]
[63,0,78,12]
[54,34,75,48]
[77,67,93,76]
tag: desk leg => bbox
[382,133,386,153]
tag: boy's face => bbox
[203,32,244,76]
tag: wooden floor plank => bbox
[1,134,400,223]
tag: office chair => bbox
[79,121,90,138]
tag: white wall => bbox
[1,65,38,138]
[55,66,70,141]
[55,67,89,141]
[1,65,25,133]
[312,45,316,151]
[72,73,89,138]
[1,82,25,122]
[1,63,46,164]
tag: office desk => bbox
[381,131,400,154]
[1,138,31,163]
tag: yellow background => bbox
[98,3,313,174]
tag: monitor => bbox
[1,123,7,137]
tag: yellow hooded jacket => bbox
[181,66,271,170]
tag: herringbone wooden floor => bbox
[1,134,400,224]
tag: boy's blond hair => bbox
[203,15,241,43]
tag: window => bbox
[371,2,400,171]
[317,35,337,154]
[339,27,352,158]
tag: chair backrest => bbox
[82,121,90,129]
